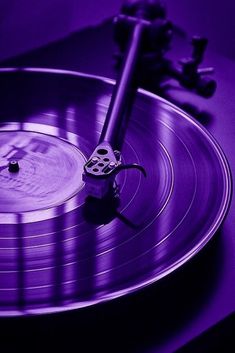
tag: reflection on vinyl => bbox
[0,68,231,316]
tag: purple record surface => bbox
[0,68,231,316]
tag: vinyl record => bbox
[0,68,231,316]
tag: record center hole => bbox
[97,148,108,155]
[98,163,104,167]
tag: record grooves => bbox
[0,68,231,316]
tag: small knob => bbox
[8,160,20,173]
[192,36,208,64]
[196,77,217,98]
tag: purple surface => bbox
[0,20,235,353]
[1,0,235,62]
[0,0,123,62]
[0,68,231,316]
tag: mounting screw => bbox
[109,162,116,169]
[8,160,20,173]
[114,150,121,161]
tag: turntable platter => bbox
[0,68,231,316]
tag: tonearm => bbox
[83,0,216,200]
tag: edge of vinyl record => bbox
[0,67,232,316]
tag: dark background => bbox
[1,0,235,62]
